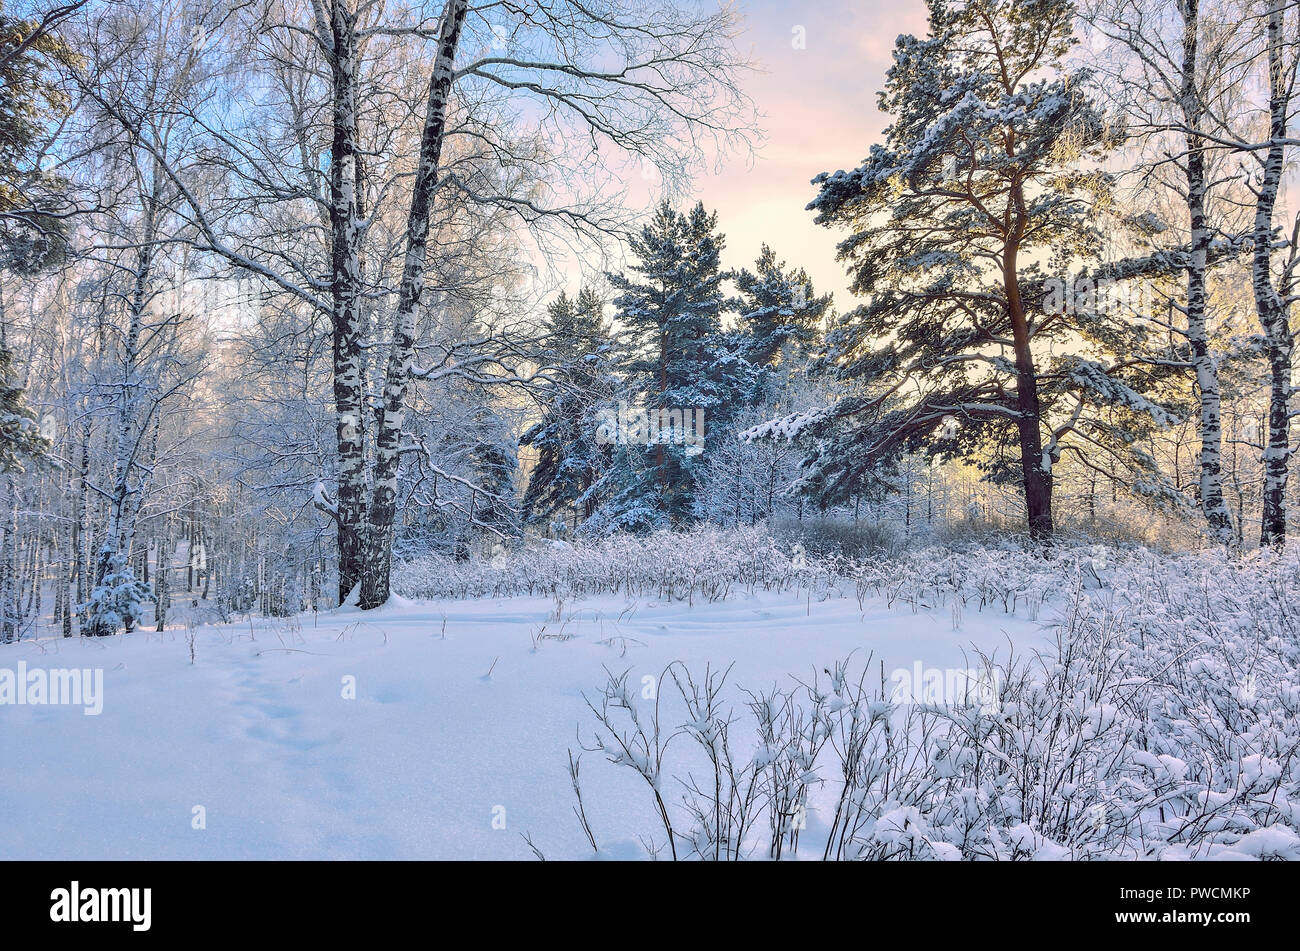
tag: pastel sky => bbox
[691,0,931,304]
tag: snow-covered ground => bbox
[0,586,1042,860]
[8,540,1300,861]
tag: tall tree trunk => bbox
[90,183,158,635]
[1255,0,1293,548]
[1004,184,1054,541]
[1181,0,1234,546]
[0,287,17,641]
[360,0,469,610]
[329,2,369,603]
[27,538,41,633]
[72,419,89,633]
[0,476,16,642]
[155,519,170,631]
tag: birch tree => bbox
[88,0,754,607]
[1082,0,1252,544]
[1247,0,1298,546]
[64,1,212,632]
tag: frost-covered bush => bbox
[389,525,1168,632]
[770,516,903,560]
[392,524,807,602]
[393,527,1300,858]
[569,543,1300,860]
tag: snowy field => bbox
[0,584,1042,860]
[5,539,1300,861]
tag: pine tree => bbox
[0,7,67,471]
[592,201,737,531]
[0,6,74,273]
[691,248,831,526]
[0,343,45,471]
[731,245,831,373]
[520,288,615,531]
[790,0,1180,539]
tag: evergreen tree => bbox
[520,288,615,532]
[788,0,1180,539]
[82,550,152,637]
[590,201,739,531]
[0,6,68,470]
[0,343,44,471]
[0,5,74,272]
[692,248,832,526]
[731,245,831,373]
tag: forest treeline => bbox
[0,0,1296,638]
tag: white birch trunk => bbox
[1181,0,1234,546]
[1255,0,1293,548]
[327,1,370,603]
[359,0,470,609]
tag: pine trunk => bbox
[1004,185,1054,541]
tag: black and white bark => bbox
[360,0,469,609]
[1180,0,1234,546]
[326,0,369,602]
[1081,0,1242,545]
[1252,0,1295,548]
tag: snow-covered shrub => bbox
[390,525,1167,627]
[770,516,903,560]
[82,551,153,637]
[392,524,803,602]
[571,544,1300,860]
